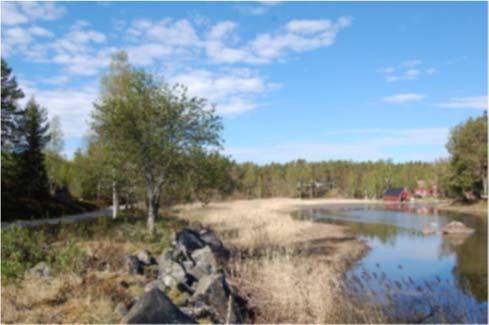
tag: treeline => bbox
[235,159,448,199]
[2,54,486,224]
[235,112,487,200]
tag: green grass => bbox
[1,209,187,284]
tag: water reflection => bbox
[293,203,488,321]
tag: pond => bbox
[294,203,487,323]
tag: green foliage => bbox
[49,239,87,274]
[45,115,64,154]
[446,113,488,199]
[1,58,25,147]
[1,226,46,282]
[45,151,73,189]
[233,159,446,199]
[91,51,223,232]
[17,98,51,200]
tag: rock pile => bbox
[441,221,475,236]
[121,225,248,324]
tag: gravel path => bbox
[1,205,125,229]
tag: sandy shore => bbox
[177,198,379,323]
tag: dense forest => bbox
[2,54,487,223]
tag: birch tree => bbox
[92,51,222,233]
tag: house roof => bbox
[383,187,406,196]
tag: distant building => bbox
[297,180,335,198]
[414,180,438,198]
[383,187,410,202]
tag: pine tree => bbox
[1,58,25,148]
[18,98,51,200]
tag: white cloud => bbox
[235,1,281,16]
[378,59,436,82]
[4,14,351,76]
[286,20,333,33]
[43,75,71,85]
[2,25,54,56]
[1,2,29,25]
[400,59,422,68]
[226,128,449,163]
[1,1,65,26]
[206,16,352,64]
[21,83,98,140]
[170,68,280,116]
[3,20,111,76]
[127,18,198,46]
[436,96,488,110]
[383,93,425,104]
[29,26,54,37]
[34,22,111,75]
[122,18,202,66]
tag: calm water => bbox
[294,203,488,323]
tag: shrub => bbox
[49,239,87,274]
[1,226,47,282]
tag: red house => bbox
[383,187,411,202]
[414,180,438,198]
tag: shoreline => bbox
[176,198,377,322]
[437,201,488,217]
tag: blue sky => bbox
[2,1,487,163]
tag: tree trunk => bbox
[112,180,119,219]
[147,186,160,235]
[97,182,101,201]
[483,177,488,197]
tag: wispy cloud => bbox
[436,96,488,110]
[378,59,436,82]
[206,16,352,64]
[20,82,98,140]
[170,68,281,116]
[382,93,425,104]
[1,1,65,26]
[235,1,281,16]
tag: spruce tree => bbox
[18,98,51,200]
[1,58,25,217]
[1,58,25,147]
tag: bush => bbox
[1,226,89,282]
[49,239,87,274]
[1,226,47,282]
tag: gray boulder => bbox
[144,279,166,293]
[174,229,206,252]
[124,255,144,275]
[199,229,230,263]
[192,273,244,323]
[158,253,195,292]
[136,250,155,265]
[180,303,216,320]
[185,246,218,281]
[441,221,475,236]
[28,262,51,277]
[115,302,129,316]
[121,288,197,324]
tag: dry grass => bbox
[230,250,342,323]
[1,272,149,324]
[1,211,187,324]
[177,198,374,323]
[1,240,150,324]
